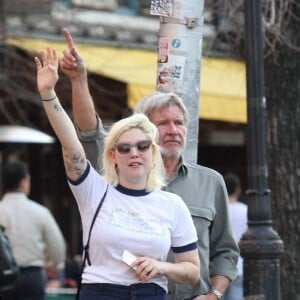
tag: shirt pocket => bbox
[189,207,214,242]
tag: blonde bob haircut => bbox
[102,113,166,191]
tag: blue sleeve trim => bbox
[172,241,198,253]
[68,162,90,186]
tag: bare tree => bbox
[207,0,299,58]
[264,2,300,298]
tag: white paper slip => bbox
[122,250,137,270]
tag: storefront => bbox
[7,37,246,123]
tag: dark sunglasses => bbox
[115,140,152,156]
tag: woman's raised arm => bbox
[35,47,87,181]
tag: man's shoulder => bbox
[234,201,248,211]
[26,198,52,215]
[0,195,47,211]
[183,161,224,180]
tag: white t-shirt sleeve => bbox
[169,194,198,252]
[68,162,107,226]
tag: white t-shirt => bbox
[68,163,198,291]
[228,201,248,276]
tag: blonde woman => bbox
[35,47,200,300]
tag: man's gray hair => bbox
[134,91,189,124]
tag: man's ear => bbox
[236,186,242,197]
[18,178,27,191]
[19,178,26,188]
[19,176,30,194]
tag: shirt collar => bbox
[2,192,27,201]
[178,156,188,176]
[116,184,150,197]
[165,156,188,185]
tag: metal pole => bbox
[0,0,6,72]
[0,0,4,45]
[239,1,284,299]
[153,0,204,162]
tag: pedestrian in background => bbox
[0,160,66,300]
[223,172,248,300]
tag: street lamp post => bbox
[239,1,284,299]
[0,0,4,45]
[0,0,7,71]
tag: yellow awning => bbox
[8,37,246,123]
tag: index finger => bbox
[62,27,76,51]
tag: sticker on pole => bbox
[157,55,186,89]
[158,38,170,64]
[150,0,173,17]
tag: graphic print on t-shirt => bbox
[107,208,168,237]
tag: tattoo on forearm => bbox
[53,103,62,112]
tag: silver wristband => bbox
[207,289,223,300]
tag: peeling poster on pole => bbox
[157,54,186,91]
[150,0,173,17]
[158,38,170,63]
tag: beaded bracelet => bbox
[42,95,57,102]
